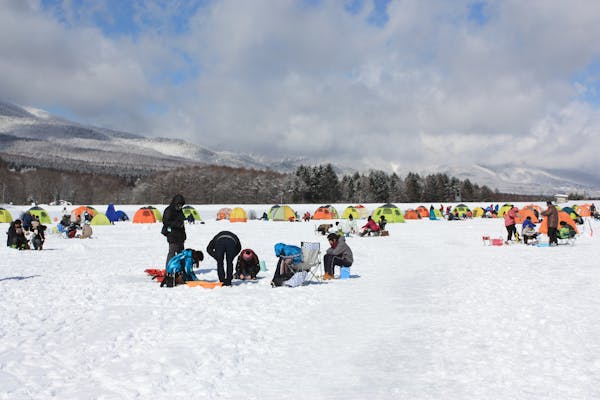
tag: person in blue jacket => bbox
[270,243,302,287]
[521,216,538,244]
[165,248,204,282]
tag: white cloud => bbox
[2,0,600,172]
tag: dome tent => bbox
[182,206,202,222]
[133,207,157,223]
[268,205,297,221]
[217,207,232,221]
[312,205,339,220]
[341,205,370,219]
[372,203,405,223]
[90,212,111,225]
[0,207,13,223]
[229,207,248,222]
[27,206,52,224]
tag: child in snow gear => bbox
[161,248,204,287]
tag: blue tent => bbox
[105,204,129,223]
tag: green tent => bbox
[0,207,13,223]
[268,205,296,221]
[452,204,471,218]
[182,205,202,222]
[28,206,52,224]
[90,212,111,225]
[372,203,405,223]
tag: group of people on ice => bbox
[502,201,580,246]
[6,213,47,250]
[57,209,93,239]
[161,194,262,287]
[161,194,354,288]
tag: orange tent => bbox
[404,209,421,220]
[132,207,157,223]
[538,210,578,235]
[416,206,430,218]
[515,208,539,224]
[523,204,543,215]
[71,206,96,220]
[313,205,339,220]
[217,207,232,221]
[574,204,591,217]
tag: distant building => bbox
[554,194,568,204]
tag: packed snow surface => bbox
[1,202,599,399]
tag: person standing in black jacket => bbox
[206,231,242,286]
[162,194,187,266]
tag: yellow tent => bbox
[229,207,248,222]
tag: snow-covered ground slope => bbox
[1,202,599,399]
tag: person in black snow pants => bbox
[207,231,242,286]
[162,194,187,266]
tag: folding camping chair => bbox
[282,241,322,285]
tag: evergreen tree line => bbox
[0,157,551,205]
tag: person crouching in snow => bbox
[323,233,353,280]
[234,249,260,280]
[521,216,538,245]
[163,249,204,286]
[6,219,29,250]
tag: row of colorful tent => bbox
[0,205,128,225]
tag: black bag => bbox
[161,225,168,237]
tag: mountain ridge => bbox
[1,100,599,196]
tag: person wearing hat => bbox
[234,248,260,280]
[541,200,559,246]
[162,194,187,266]
[323,233,353,280]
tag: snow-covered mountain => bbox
[1,100,599,196]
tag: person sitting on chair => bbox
[234,249,260,280]
[270,243,302,287]
[359,216,380,236]
[323,233,353,280]
[521,216,538,245]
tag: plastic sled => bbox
[186,281,223,289]
[144,268,165,277]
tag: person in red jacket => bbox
[234,248,260,280]
[360,216,380,237]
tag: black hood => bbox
[170,194,186,207]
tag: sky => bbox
[2,0,600,173]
